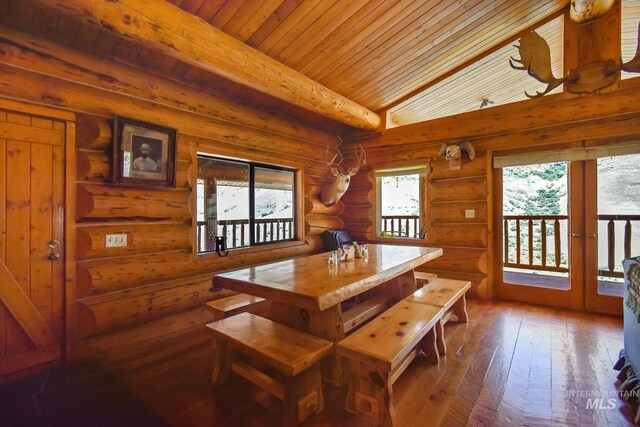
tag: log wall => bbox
[0,26,342,362]
[341,78,640,300]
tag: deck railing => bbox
[380,215,420,238]
[598,214,640,279]
[503,215,569,273]
[503,214,639,279]
[197,218,294,252]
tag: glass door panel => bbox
[502,162,570,290]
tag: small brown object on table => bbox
[206,312,333,427]
[213,244,443,387]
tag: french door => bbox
[494,153,639,314]
[494,161,583,310]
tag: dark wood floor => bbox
[107,299,634,426]
[2,299,635,426]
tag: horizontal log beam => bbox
[33,0,381,131]
[0,26,337,146]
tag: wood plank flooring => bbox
[107,299,634,426]
[0,299,633,426]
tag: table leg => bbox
[383,269,417,301]
[270,302,346,387]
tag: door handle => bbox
[586,233,596,238]
[48,240,60,248]
[571,233,581,237]
[48,252,60,260]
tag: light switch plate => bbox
[105,233,127,247]
[465,209,476,219]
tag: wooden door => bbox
[0,108,65,382]
[493,162,584,310]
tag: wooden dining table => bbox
[213,243,443,386]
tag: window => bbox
[196,155,296,253]
[386,16,563,127]
[375,166,429,239]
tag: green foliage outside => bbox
[503,163,568,267]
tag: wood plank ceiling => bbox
[1,0,571,129]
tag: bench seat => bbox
[206,312,332,426]
[337,301,443,427]
[205,293,269,321]
[405,278,470,356]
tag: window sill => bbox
[196,239,307,258]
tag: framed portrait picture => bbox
[112,116,177,187]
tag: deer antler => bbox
[510,31,566,98]
[622,21,640,73]
[325,145,346,175]
[347,144,366,175]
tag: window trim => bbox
[195,153,302,255]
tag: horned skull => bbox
[438,142,475,170]
[570,0,614,25]
[319,144,366,206]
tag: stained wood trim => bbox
[0,344,61,376]
[65,121,77,361]
[0,121,64,146]
[34,0,380,130]
[0,260,58,348]
[0,97,75,121]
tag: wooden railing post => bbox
[554,219,561,268]
[504,219,509,263]
[625,219,632,260]
[608,219,615,273]
[541,219,547,266]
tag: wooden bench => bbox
[206,312,333,426]
[405,278,470,356]
[205,293,269,321]
[342,294,392,334]
[337,301,444,427]
[414,271,437,288]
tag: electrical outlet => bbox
[465,209,476,219]
[105,233,127,247]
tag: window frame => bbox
[375,165,429,241]
[195,153,302,255]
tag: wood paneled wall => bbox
[0,26,341,362]
[341,78,640,300]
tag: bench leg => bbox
[344,361,396,427]
[435,319,446,356]
[452,295,468,323]
[211,340,232,387]
[283,364,324,427]
[422,326,440,363]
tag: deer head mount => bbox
[570,0,614,25]
[437,142,475,170]
[510,19,640,98]
[320,144,366,206]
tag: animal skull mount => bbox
[511,17,640,98]
[570,0,614,25]
[319,144,366,206]
[438,142,475,170]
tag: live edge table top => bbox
[213,244,443,312]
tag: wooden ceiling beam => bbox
[32,0,381,131]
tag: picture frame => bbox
[112,116,177,188]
